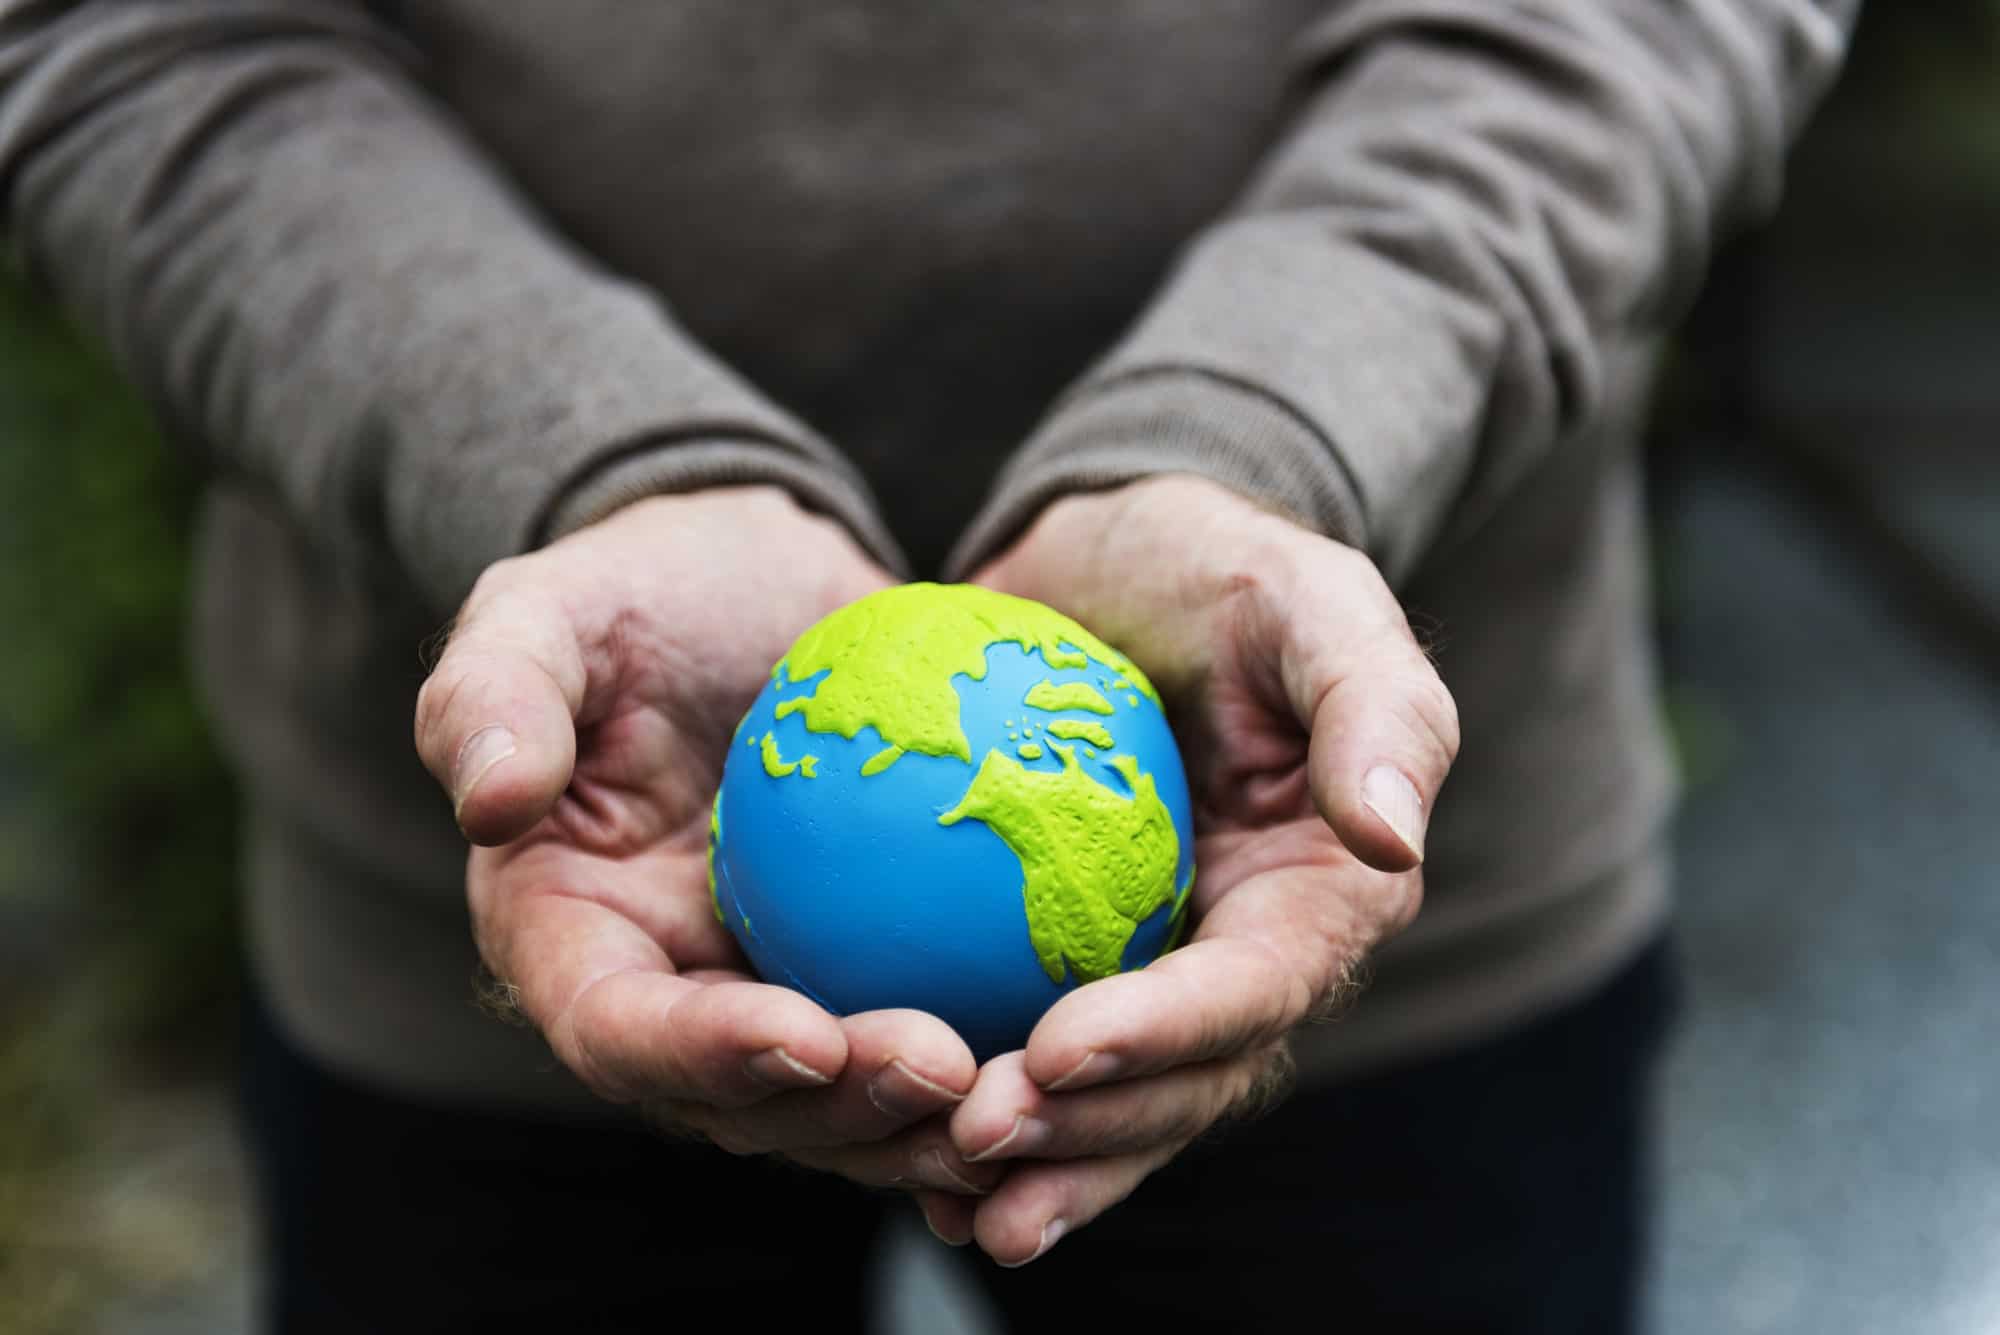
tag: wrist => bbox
[947,371,1366,584]
[538,433,908,577]
[976,474,1304,598]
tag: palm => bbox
[469,682,756,1001]
[424,490,1000,1202]
[924,475,1455,1265]
[1176,628,1401,964]
[467,508,882,985]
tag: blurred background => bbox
[1,4,1994,1332]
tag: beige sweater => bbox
[0,0,1850,1111]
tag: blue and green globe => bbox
[709,583,1196,1058]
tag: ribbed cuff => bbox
[946,369,1369,579]
[537,432,910,576]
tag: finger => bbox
[782,1119,1003,1195]
[415,564,589,845]
[914,1191,977,1248]
[971,1141,1184,1268]
[1272,543,1461,871]
[1018,851,1407,1093]
[1018,916,1320,1092]
[952,1045,1284,1163]
[481,873,847,1106]
[655,1008,978,1153]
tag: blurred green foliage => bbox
[0,276,240,1330]
[1835,2,2000,165]
[0,276,238,1037]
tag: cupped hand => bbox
[414,486,1001,1199]
[918,475,1460,1263]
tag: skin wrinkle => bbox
[551,963,658,1104]
[555,708,703,850]
[1207,576,1303,824]
[489,877,653,956]
[877,1058,963,1106]
[548,776,638,851]
[496,844,726,975]
[579,600,650,729]
[919,1148,984,1195]
[1216,935,1318,1046]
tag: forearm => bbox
[0,1,901,611]
[954,0,1856,582]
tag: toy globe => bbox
[708,582,1195,1059]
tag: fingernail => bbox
[966,1113,1052,1163]
[999,1218,1068,1269]
[919,1200,971,1247]
[1362,765,1427,861]
[743,1046,835,1089]
[1044,1050,1120,1092]
[867,1059,965,1119]
[452,726,517,815]
[915,1148,987,1195]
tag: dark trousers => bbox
[243,938,1677,1335]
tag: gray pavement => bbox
[1643,453,2000,1335]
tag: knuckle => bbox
[1155,1094,1213,1147]
[1288,530,1382,609]
[1235,938,1318,1039]
[464,555,528,610]
[1319,534,1379,584]
[1415,675,1462,761]
[413,669,468,751]
[557,973,650,1104]
[561,1018,630,1104]
[1062,1111,1128,1158]
[1382,674,1460,774]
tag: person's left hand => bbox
[916,474,1459,1265]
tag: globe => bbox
[709,582,1196,1059]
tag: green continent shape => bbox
[759,732,815,778]
[939,744,1179,986]
[1023,680,1114,716]
[1045,718,1114,749]
[771,583,1158,764]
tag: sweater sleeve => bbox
[0,0,904,613]
[951,0,1856,582]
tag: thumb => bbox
[415,571,586,846]
[1276,544,1461,873]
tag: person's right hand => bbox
[414,486,1001,1201]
